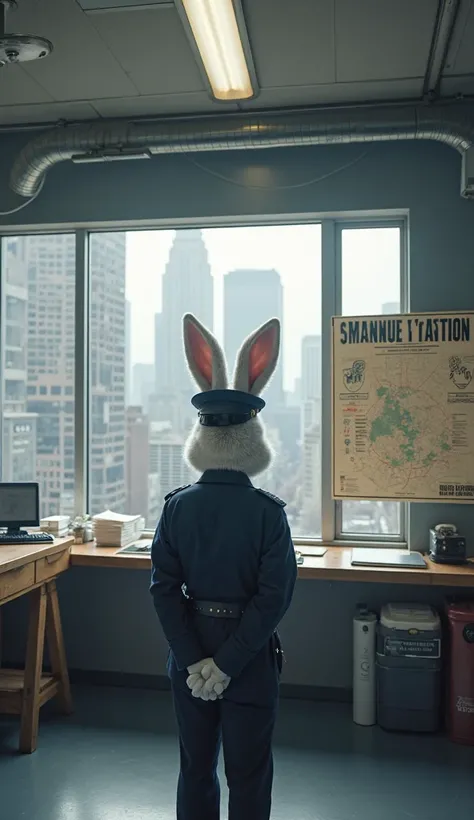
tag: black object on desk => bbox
[0,482,53,544]
[429,525,467,565]
[0,531,53,545]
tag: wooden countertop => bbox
[0,536,74,574]
[70,542,474,587]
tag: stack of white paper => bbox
[40,515,70,537]
[93,510,144,547]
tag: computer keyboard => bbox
[0,531,54,545]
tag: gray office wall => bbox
[1,134,474,689]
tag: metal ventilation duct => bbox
[9,102,474,199]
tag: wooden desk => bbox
[71,542,474,587]
[0,537,74,753]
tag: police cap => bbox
[191,389,265,427]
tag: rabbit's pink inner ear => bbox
[187,322,213,388]
[249,325,277,390]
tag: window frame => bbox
[0,213,408,546]
[331,218,409,544]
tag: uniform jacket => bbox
[150,469,297,678]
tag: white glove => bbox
[186,658,212,700]
[201,659,231,698]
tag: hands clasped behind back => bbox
[186,658,231,701]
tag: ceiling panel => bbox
[13,0,138,101]
[444,0,474,75]
[440,75,474,97]
[241,78,424,110]
[0,67,54,106]
[0,101,98,125]
[336,0,438,82]
[243,0,336,88]
[89,6,205,96]
[94,92,239,118]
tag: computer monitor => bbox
[0,482,40,534]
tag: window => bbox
[337,224,405,538]
[1,219,405,543]
[0,234,75,517]
[89,226,322,535]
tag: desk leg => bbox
[19,584,47,754]
[46,580,73,715]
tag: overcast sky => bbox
[126,225,400,391]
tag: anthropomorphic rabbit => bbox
[150,313,297,820]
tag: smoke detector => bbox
[0,0,53,67]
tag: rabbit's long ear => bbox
[233,318,280,396]
[183,313,227,391]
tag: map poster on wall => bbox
[332,312,474,503]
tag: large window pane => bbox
[89,226,322,536]
[340,226,402,537]
[1,234,75,518]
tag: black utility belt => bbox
[191,600,244,619]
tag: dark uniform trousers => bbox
[169,622,282,820]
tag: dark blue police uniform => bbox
[150,469,297,820]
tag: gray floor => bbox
[1,686,473,820]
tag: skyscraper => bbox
[149,426,193,503]
[154,311,164,392]
[301,335,321,432]
[6,233,127,517]
[301,336,321,401]
[90,233,127,514]
[2,238,37,482]
[133,362,155,411]
[299,335,322,533]
[224,269,284,404]
[125,405,160,526]
[125,300,132,407]
[23,233,76,515]
[157,230,213,393]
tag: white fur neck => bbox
[184,417,273,477]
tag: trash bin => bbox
[447,602,474,745]
[377,603,441,732]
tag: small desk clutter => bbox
[353,602,474,745]
[92,510,145,548]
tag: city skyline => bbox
[126,225,400,391]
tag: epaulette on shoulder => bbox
[164,485,191,501]
[255,488,286,507]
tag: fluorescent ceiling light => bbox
[177,0,257,101]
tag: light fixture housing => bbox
[175,0,259,102]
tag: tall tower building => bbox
[301,335,321,432]
[224,269,284,405]
[125,405,160,526]
[149,426,193,509]
[301,336,321,401]
[299,336,321,533]
[2,238,37,482]
[89,232,127,515]
[23,234,76,515]
[133,362,155,412]
[154,311,164,392]
[125,299,132,407]
[157,230,213,393]
[13,233,127,517]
